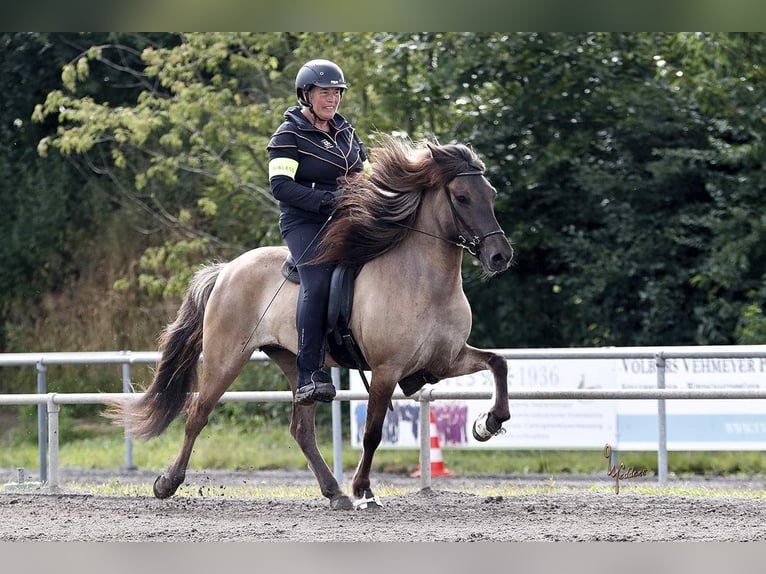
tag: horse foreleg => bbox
[290,403,353,510]
[264,346,352,510]
[153,395,214,499]
[445,347,510,442]
[472,351,511,441]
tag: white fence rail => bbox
[2,345,766,491]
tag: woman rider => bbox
[267,59,368,405]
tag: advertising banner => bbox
[350,359,618,450]
[350,355,766,451]
[616,356,766,450]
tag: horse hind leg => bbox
[265,346,353,510]
[153,394,215,498]
[154,354,249,499]
[350,377,395,509]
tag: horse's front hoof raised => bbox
[472,412,507,442]
[330,495,354,511]
[153,474,180,499]
[353,488,383,510]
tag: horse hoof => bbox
[353,489,383,510]
[330,495,354,511]
[152,475,177,499]
[472,412,506,442]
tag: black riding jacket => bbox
[268,105,367,235]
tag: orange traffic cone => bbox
[410,409,455,478]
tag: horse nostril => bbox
[490,252,512,271]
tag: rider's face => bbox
[308,87,342,121]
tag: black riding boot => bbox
[294,369,336,405]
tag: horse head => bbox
[314,137,514,276]
[429,143,514,275]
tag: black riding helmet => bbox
[295,59,347,107]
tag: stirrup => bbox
[295,371,336,405]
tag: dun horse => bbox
[113,137,514,510]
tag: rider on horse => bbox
[267,59,369,405]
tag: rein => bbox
[394,171,506,258]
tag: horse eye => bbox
[456,194,469,204]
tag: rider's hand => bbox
[319,191,340,217]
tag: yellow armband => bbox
[269,157,299,180]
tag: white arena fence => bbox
[2,345,766,491]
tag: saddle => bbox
[281,255,437,397]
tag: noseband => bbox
[444,171,506,257]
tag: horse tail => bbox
[111,263,225,439]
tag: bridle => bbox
[395,171,507,258]
[445,171,507,256]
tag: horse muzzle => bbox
[480,234,514,274]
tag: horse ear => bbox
[427,142,448,163]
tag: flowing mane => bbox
[312,136,486,266]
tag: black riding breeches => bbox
[283,220,335,372]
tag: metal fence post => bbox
[36,361,48,484]
[418,393,432,491]
[46,394,60,490]
[655,352,668,486]
[331,367,343,484]
[121,360,136,470]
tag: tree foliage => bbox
[0,33,162,349]
[7,32,766,355]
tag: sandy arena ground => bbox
[1,467,765,542]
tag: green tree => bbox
[30,32,766,353]
[33,33,406,299]
[0,33,168,351]
[665,33,766,344]
[415,32,766,348]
